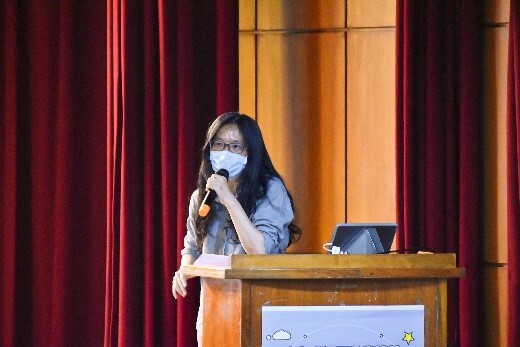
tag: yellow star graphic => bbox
[402,331,414,345]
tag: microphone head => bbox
[198,204,211,217]
[216,169,229,180]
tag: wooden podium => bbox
[182,253,464,346]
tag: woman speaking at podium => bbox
[171,112,300,344]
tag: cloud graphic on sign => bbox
[272,329,291,340]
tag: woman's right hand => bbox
[172,268,188,299]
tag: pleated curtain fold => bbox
[396,1,480,345]
[105,1,237,345]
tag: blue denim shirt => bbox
[181,177,294,258]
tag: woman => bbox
[171,112,300,343]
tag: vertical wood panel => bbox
[481,3,509,341]
[346,29,396,223]
[257,0,345,30]
[238,34,256,116]
[482,27,508,264]
[483,266,508,346]
[239,0,256,30]
[256,32,345,253]
[201,278,244,346]
[347,0,396,27]
[484,0,511,24]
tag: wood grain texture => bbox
[347,0,396,28]
[482,27,508,264]
[201,278,244,347]
[346,29,396,222]
[183,254,461,278]
[257,0,345,30]
[484,0,511,25]
[231,253,456,268]
[256,32,346,254]
[483,266,508,346]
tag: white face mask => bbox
[210,150,248,179]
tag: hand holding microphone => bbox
[199,169,229,217]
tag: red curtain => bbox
[105,1,237,346]
[0,1,107,345]
[507,0,520,343]
[396,1,480,345]
[1,0,237,346]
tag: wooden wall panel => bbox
[482,27,508,264]
[346,29,396,222]
[483,266,508,346]
[347,0,396,27]
[482,3,509,344]
[238,1,347,253]
[257,0,345,30]
[484,0,511,24]
[239,0,256,30]
[238,34,256,116]
[240,1,399,252]
[256,33,346,253]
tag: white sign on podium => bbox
[262,305,424,346]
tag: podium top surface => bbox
[182,253,465,280]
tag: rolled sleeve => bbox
[250,178,294,254]
[180,190,202,259]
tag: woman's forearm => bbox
[226,198,265,254]
[181,253,196,267]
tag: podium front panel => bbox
[202,277,448,346]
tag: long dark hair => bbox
[194,112,301,249]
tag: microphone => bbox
[198,169,229,217]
